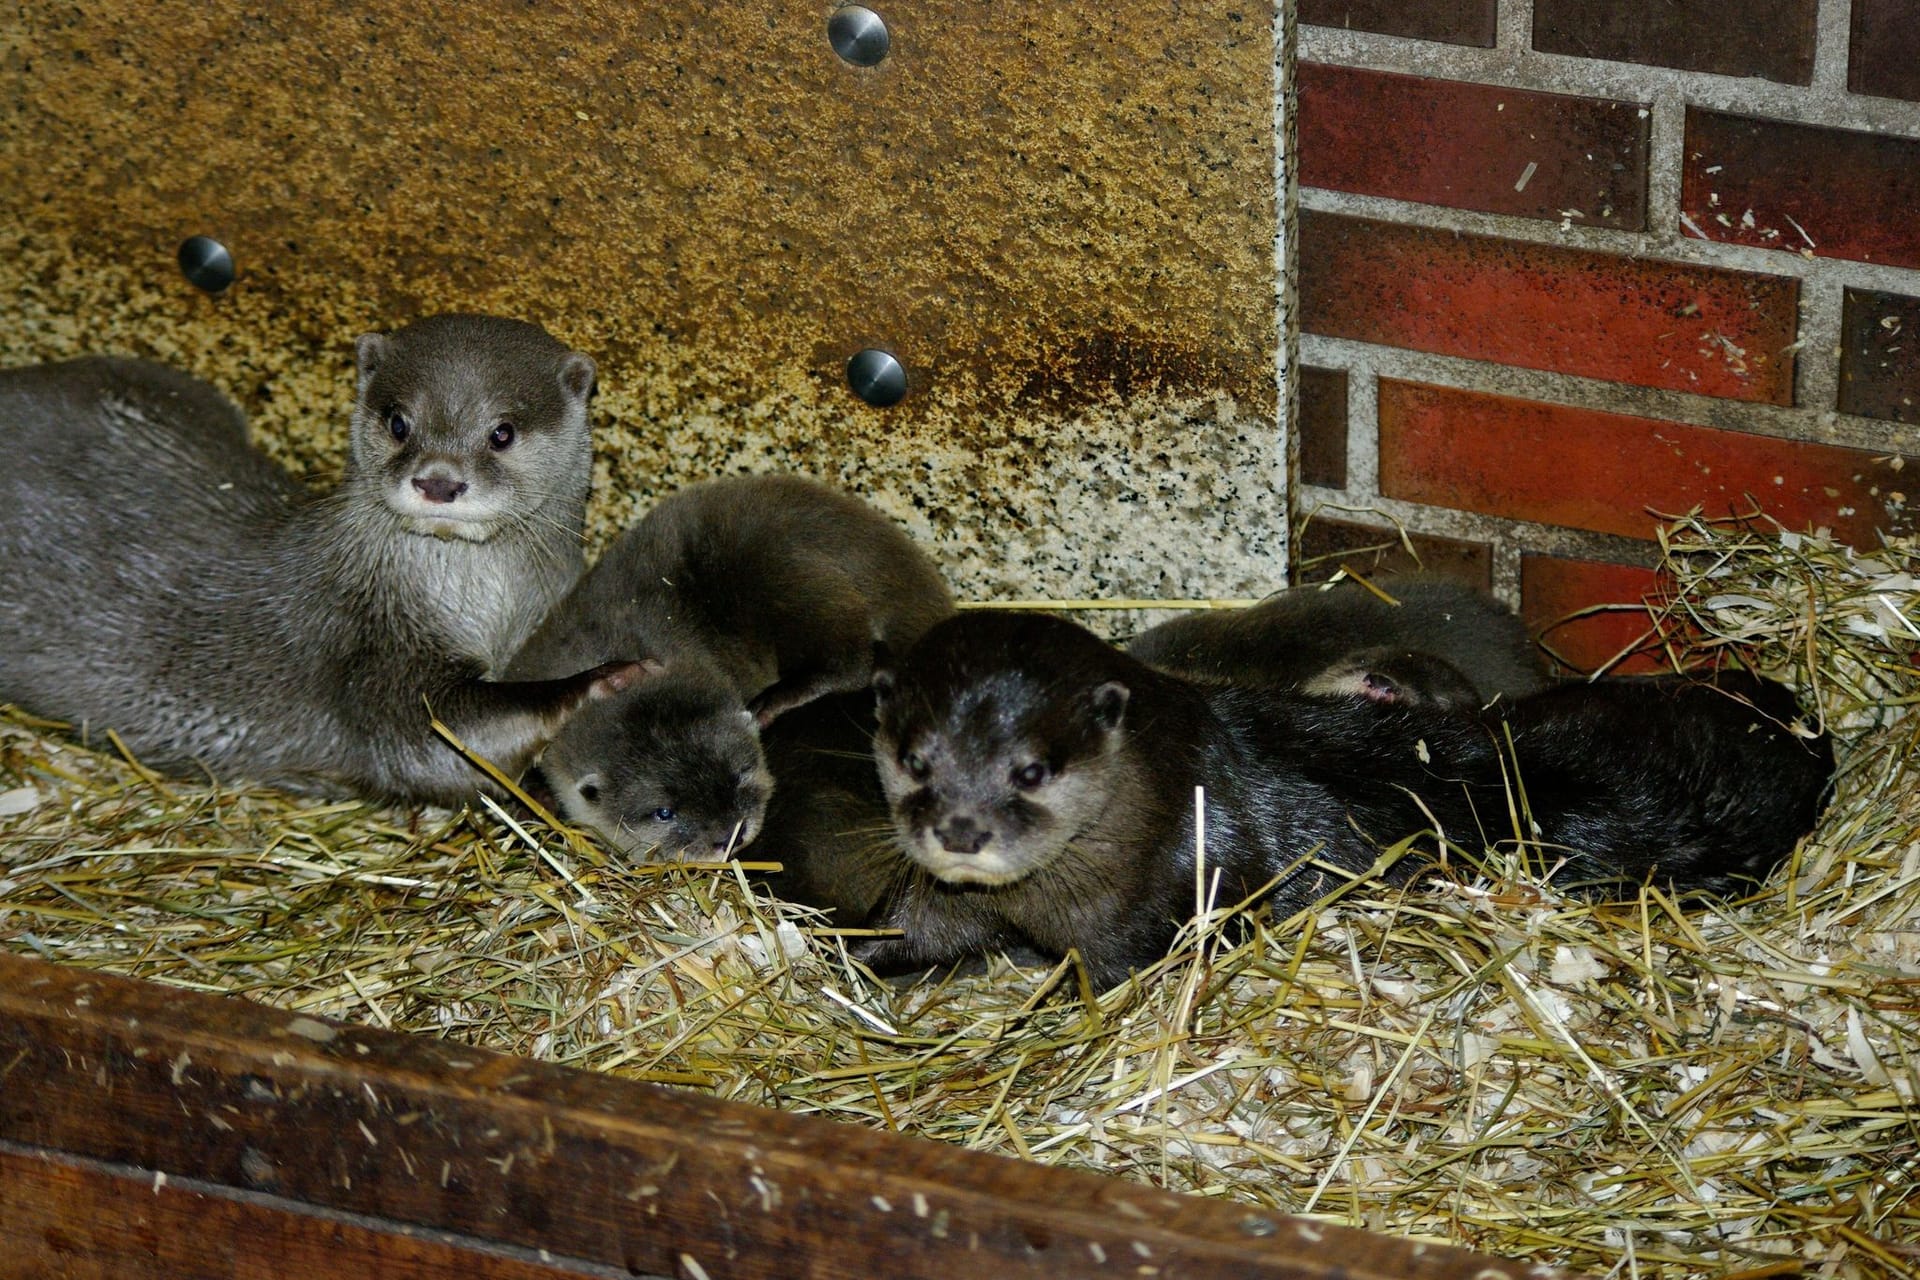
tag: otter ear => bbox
[354,333,392,396]
[1089,680,1130,732]
[559,352,597,404]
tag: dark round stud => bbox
[177,235,236,294]
[828,6,891,67]
[846,348,907,407]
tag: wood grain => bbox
[0,952,1574,1279]
[0,1142,639,1280]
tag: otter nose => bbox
[412,475,469,504]
[934,818,991,855]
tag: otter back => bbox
[1128,576,1547,705]
[507,474,954,860]
[0,318,618,804]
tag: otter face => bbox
[873,666,1131,886]
[351,315,596,542]
[538,685,773,861]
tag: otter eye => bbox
[576,782,600,804]
[386,408,412,442]
[650,807,677,823]
[487,421,516,451]
[903,751,930,782]
[1011,761,1048,790]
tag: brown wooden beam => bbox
[0,1141,639,1279]
[0,952,1574,1279]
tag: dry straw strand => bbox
[3,514,1918,1277]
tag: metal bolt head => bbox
[177,235,235,294]
[828,5,890,67]
[846,348,907,407]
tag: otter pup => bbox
[0,317,630,803]
[857,612,1832,987]
[506,475,953,860]
[1128,576,1547,707]
[746,691,900,924]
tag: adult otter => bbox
[858,612,1832,987]
[1128,576,1548,707]
[507,475,953,860]
[0,316,630,803]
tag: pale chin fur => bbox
[404,515,500,543]
[908,835,1034,886]
[384,492,505,542]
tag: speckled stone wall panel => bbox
[1299,211,1799,403]
[1298,63,1649,229]
[1532,0,1817,86]
[1378,381,1918,546]
[0,2,1281,607]
[1682,109,1920,271]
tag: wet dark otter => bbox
[506,475,953,859]
[1128,576,1548,707]
[857,611,1833,988]
[0,317,631,803]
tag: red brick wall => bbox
[1293,0,1920,672]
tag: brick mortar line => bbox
[1275,2,1300,582]
[1495,0,1533,56]
[1490,539,1525,603]
[1796,267,1849,416]
[1297,27,1920,138]
[1298,333,1920,454]
[1346,358,1380,495]
[1812,0,1855,94]
[1297,186,1920,300]
[1647,87,1686,242]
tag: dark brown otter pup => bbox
[744,691,901,923]
[0,316,630,803]
[507,475,953,860]
[858,611,1833,988]
[1128,576,1548,707]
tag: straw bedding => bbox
[2,514,1916,1279]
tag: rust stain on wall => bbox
[2,1,1282,603]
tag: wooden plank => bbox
[0,1141,641,1280]
[0,953,1572,1279]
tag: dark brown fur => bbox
[507,475,953,859]
[745,692,901,923]
[1128,576,1547,707]
[859,612,1833,988]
